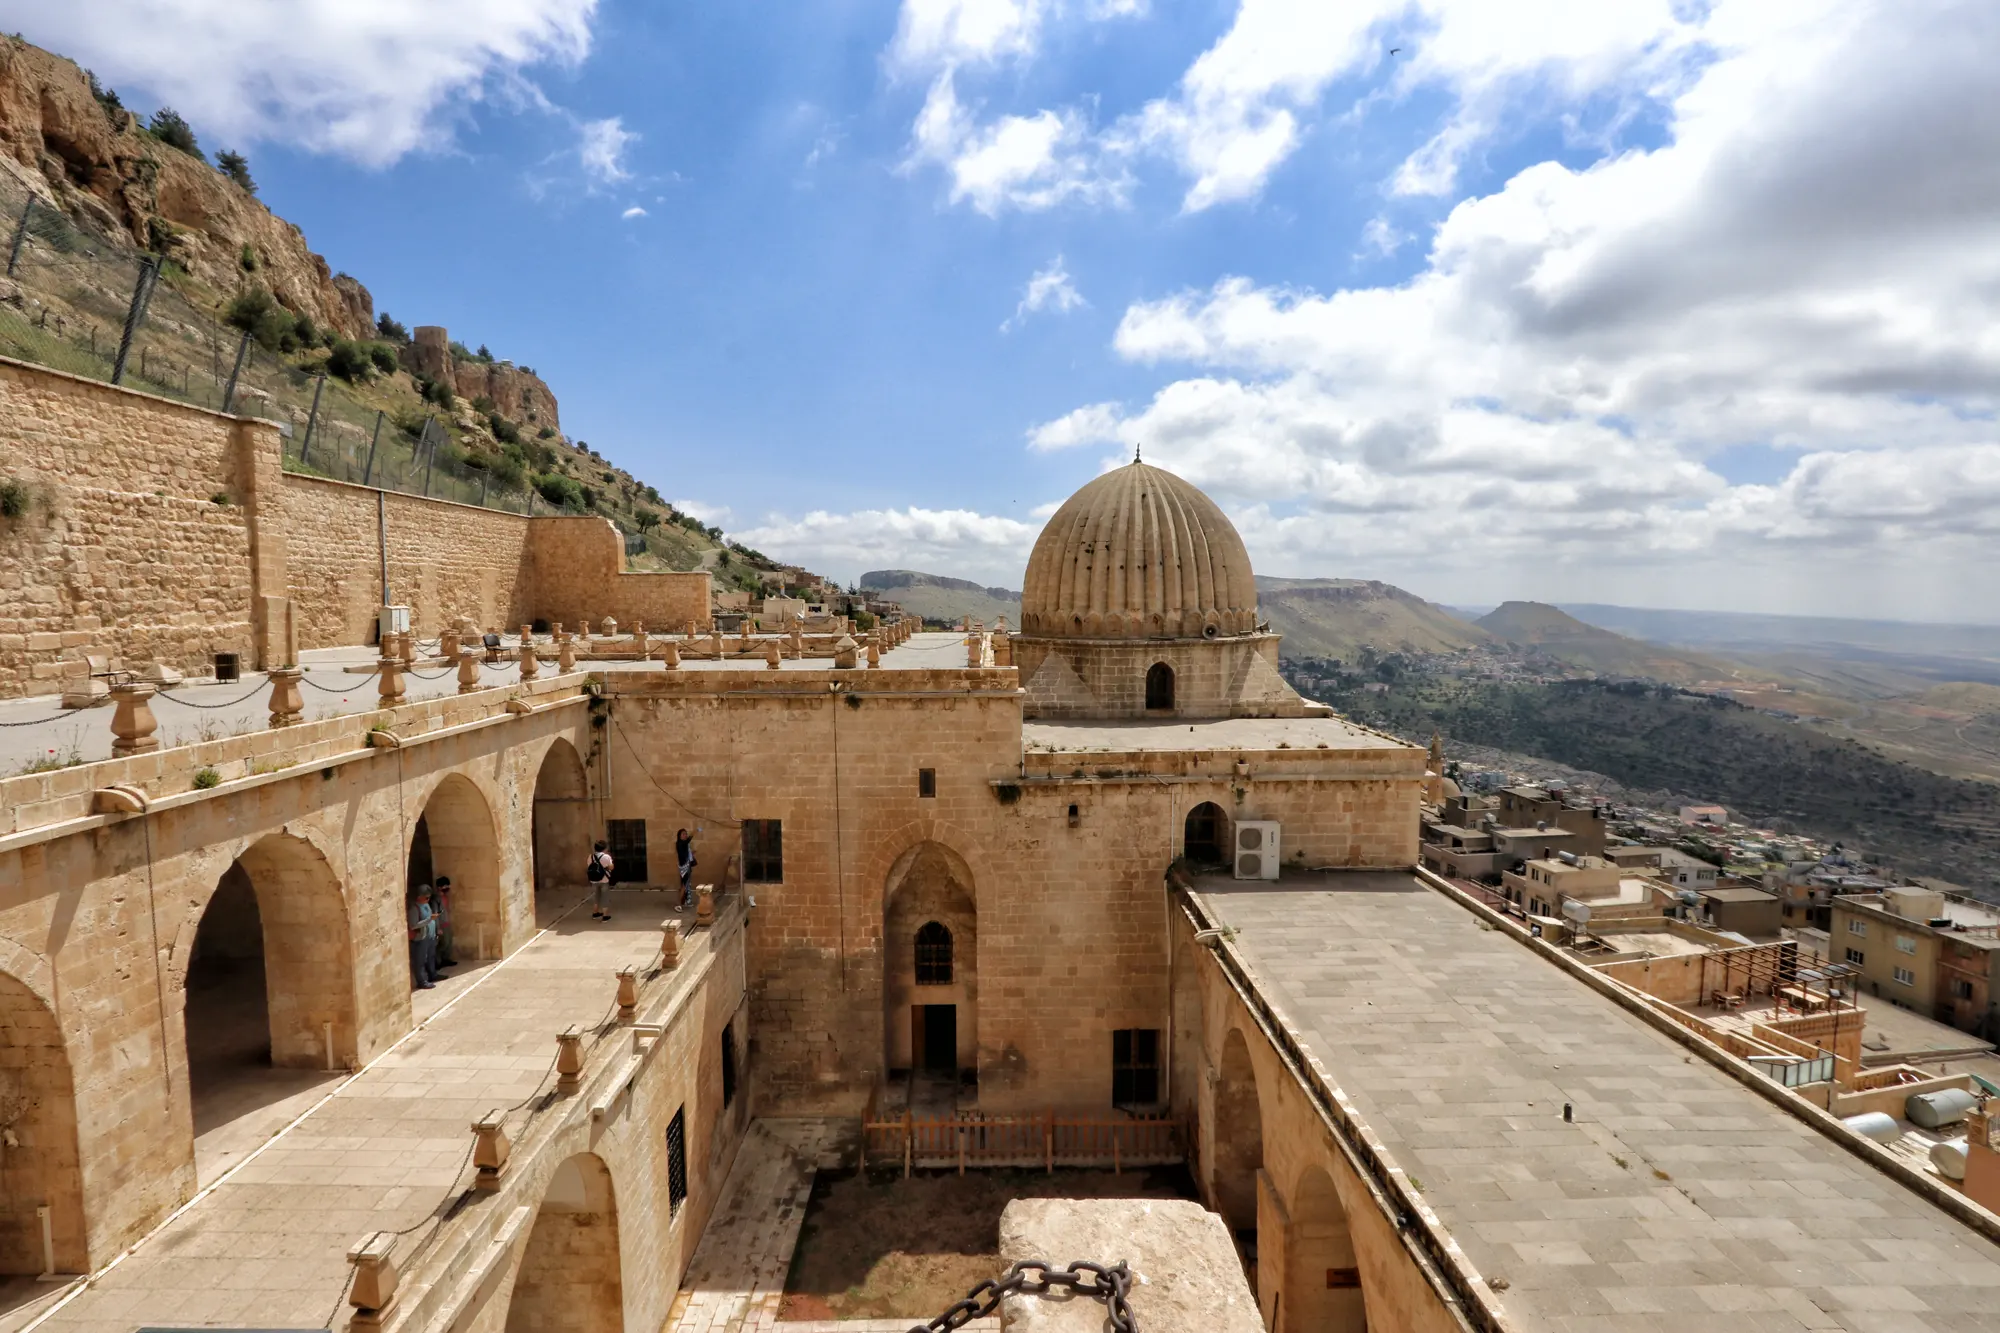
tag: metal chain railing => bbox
[153,678,271,709]
[907,1260,1136,1333]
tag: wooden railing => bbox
[860,1111,1186,1174]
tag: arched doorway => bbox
[532,739,591,918]
[1185,802,1227,868]
[1213,1028,1264,1271]
[184,835,356,1179]
[1146,662,1175,711]
[1285,1166,1367,1331]
[412,775,503,965]
[0,974,84,1275]
[883,843,977,1112]
[505,1152,622,1333]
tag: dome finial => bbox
[1133,441,1142,464]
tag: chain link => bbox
[906,1260,1136,1333]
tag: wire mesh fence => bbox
[0,170,549,518]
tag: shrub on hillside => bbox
[147,107,203,160]
[225,286,298,352]
[215,150,255,194]
[535,474,584,509]
[325,339,374,382]
[367,343,397,375]
[377,313,408,342]
[488,413,521,446]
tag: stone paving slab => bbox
[33,888,671,1333]
[1195,873,2000,1333]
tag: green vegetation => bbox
[1305,670,2000,891]
[86,70,122,122]
[325,339,376,382]
[535,473,584,509]
[0,478,28,519]
[239,242,257,272]
[146,107,203,160]
[376,313,408,342]
[192,767,222,790]
[215,150,255,194]
[225,285,300,351]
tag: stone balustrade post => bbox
[600,616,618,638]
[696,884,716,927]
[662,639,681,670]
[867,634,881,669]
[833,633,857,670]
[616,967,639,1023]
[109,682,160,756]
[764,640,782,669]
[966,634,983,668]
[471,1110,511,1191]
[267,667,304,727]
[633,622,648,659]
[555,1025,585,1095]
[557,634,577,674]
[710,627,723,659]
[346,1232,400,1329]
[660,920,680,969]
[518,627,540,681]
[457,647,481,694]
[992,628,1012,667]
[377,655,406,706]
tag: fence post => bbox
[362,410,384,486]
[298,373,327,467]
[221,329,251,413]
[4,196,31,277]
[110,255,159,386]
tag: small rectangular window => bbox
[1952,978,1976,1001]
[1895,935,1916,955]
[1893,966,1915,986]
[743,819,783,883]
[721,1021,737,1108]
[607,819,649,882]
[1845,948,1865,966]
[667,1106,688,1213]
[1112,1028,1160,1108]
[919,768,937,798]
[1848,919,1868,936]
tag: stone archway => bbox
[0,972,84,1275]
[1283,1165,1368,1331]
[182,834,356,1180]
[505,1152,622,1333]
[413,774,503,963]
[1213,1027,1264,1246]
[532,738,592,916]
[883,842,977,1110]
[1185,801,1228,868]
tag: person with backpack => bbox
[675,828,696,912]
[588,840,616,920]
[407,885,438,989]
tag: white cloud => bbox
[890,0,1049,72]
[905,74,1127,215]
[736,506,1041,588]
[24,0,598,166]
[1025,0,2000,615]
[620,205,647,219]
[579,116,636,184]
[1027,401,1124,451]
[674,500,733,528]
[1002,256,1087,331]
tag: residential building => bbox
[1829,887,2000,1037]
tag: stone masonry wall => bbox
[525,516,711,632]
[0,358,279,697]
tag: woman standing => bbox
[675,828,696,912]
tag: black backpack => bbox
[587,854,607,883]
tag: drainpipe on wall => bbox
[378,489,389,609]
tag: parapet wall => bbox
[0,357,710,697]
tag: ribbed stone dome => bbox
[1020,461,1258,639]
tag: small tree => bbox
[367,342,398,375]
[87,71,123,123]
[215,150,256,194]
[376,313,408,342]
[147,107,204,161]
[634,508,660,535]
[326,339,374,382]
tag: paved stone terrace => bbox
[1194,873,2000,1333]
[29,885,674,1333]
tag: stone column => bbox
[696,884,715,926]
[457,647,481,694]
[764,640,782,669]
[966,634,983,667]
[378,654,406,706]
[268,666,304,727]
[557,634,577,674]
[518,627,540,681]
[992,628,1012,667]
[555,1026,584,1095]
[662,639,681,670]
[790,625,803,657]
[109,682,160,756]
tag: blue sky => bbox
[22,1,2000,620]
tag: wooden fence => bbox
[861,1111,1186,1175]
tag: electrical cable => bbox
[611,720,742,828]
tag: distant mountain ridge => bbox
[1477,601,1738,685]
[859,569,1022,626]
[1256,577,1493,660]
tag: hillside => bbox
[1477,601,1743,685]
[1307,673,2000,895]
[859,570,1021,626]
[0,35,807,600]
[1258,577,1493,660]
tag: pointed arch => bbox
[1214,1027,1263,1238]
[532,737,592,910]
[1285,1165,1368,1332]
[414,774,502,962]
[505,1152,622,1333]
[883,842,977,1079]
[0,971,84,1275]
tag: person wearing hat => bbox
[434,877,457,970]
[408,885,439,989]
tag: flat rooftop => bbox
[1024,715,1409,754]
[1190,871,2000,1329]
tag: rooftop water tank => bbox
[1931,1138,1969,1181]
[1906,1087,1979,1129]
[1842,1112,1900,1144]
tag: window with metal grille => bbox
[607,819,648,882]
[667,1106,688,1214]
[915,921,953,985]
[743,819,783,882]
[1112,1028,1160,1108]
[721,1021,737,1107]
[918,768,936,798]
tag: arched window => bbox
[1185,802,1226,867]
[914,921,953,985]
[1145,662,1175,711]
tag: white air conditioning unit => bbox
[378,605,411,638]
[1234,821,1282,881]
